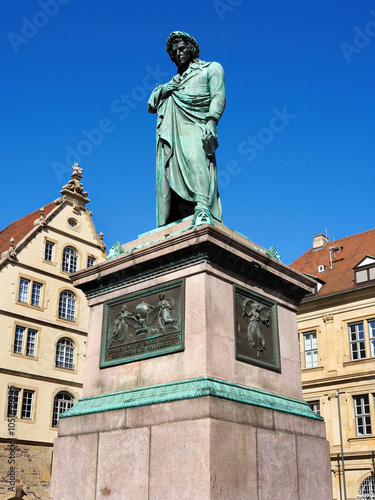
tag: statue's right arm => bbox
[147,85,164,114]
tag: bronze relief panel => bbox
[234,285,281,372]
[100,280,184,367]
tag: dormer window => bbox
[353,256,375,285]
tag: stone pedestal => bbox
[50,221,332,499]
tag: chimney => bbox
[313,233,329,249]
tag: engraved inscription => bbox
[100,281,184,367]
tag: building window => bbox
[87,256,95,267]
[354,394,371,436]
[358,476,375,499]
[21,390,34,419]
[355,267,375,284]
[18,278,42,307]
[68,218,77,228]
[303,331,318,368]
[13,326,37,357]
[52,392,74,427]
[7,386,34,420]
[44,241,54,262]
[58,291,76,322]
[7,386,20,417]
[349,322,366,360]
[307,400,321,416]
[369,320,375,358]
[62,246,78,273]
[56,338,75,370]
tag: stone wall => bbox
[0,441,52,500]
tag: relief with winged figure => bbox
[100,280,184,367]
[234,285,281,372]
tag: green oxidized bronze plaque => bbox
[100,280,184,367]
[234,285,281,373]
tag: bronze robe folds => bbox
[148,60,226,227]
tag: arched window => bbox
[52,392,74,427]
[358,476,375,499]
[59,291,76,321]
[62,246,78,273]
[56,337,75,370]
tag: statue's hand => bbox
[203,119,217,140]
[161,82,179,98]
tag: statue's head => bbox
[166,31,200,63]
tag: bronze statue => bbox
[148,31,226,227]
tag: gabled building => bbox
[290,230,375,500]
[0,165,106,500]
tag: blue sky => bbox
[1,1,374,265]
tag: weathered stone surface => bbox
[97,428,149,500]
[50,434,97,500]
[257,429,299,500]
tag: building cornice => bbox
[1,367,83,388]
[302,369,375,389]
[0,306,88,336]
[299,283,375,314]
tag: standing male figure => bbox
[148,31,226,227]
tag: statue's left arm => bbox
[204,62,226,139]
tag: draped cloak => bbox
[148,60,226,227]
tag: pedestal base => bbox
[51,392,331,500]
[50,222,332,499]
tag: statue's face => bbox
[171,41,192,70]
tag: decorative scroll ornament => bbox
[106,241,124,260]
[34,207,46,227]
[266,246,281,262]
[60,163,90,204]
[2,237,18,261]
[323,313,334,324]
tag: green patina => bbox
[60,377,322,421]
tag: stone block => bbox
[58,409,126,436]
[126,397,210,428]
[96,427,150,500]
[296,435,332,500]
[257,428,299,500]
[50,434,97,500]
[149,419,210,499]
[274,409,326,438]
[210,419,258,499]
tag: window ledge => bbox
[348,435,375,442]
[343,358,375,367]
[302,366,324,373]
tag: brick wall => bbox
[0,441,52,500]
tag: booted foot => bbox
[190,206,215,227]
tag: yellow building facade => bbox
[0,166,106,499]
[291,231,375,500]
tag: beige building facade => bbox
[0,165,106,499]
[291,230,375,500]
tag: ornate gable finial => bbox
[1,237,18,261]
[99,232,107,253]
[34,207,47,227]
[60,163,90,207]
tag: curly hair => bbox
[166,31,200,62]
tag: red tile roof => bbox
[0,202,57,256]
[290,228,375,298]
